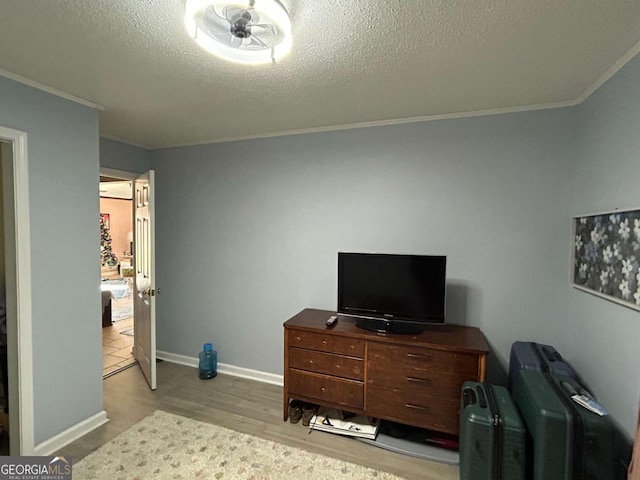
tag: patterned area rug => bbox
[111,298,133,322]
[75,410,406,480]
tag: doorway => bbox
[0,140,10,453]
[0,126,35,455]
[99,174,136,378]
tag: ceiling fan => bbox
[184,0,292,65]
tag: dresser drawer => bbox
[288,329,364,357]
[289,348,364,381]
[366,385,460,434]
[288,370,364,409]
[367,342,479,379]
[366,371,468,398]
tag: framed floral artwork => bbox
[572,208,640,311]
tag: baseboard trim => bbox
[218,363,284,387]
[33,410,109,456]
[157,350,284,387]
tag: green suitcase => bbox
[459,381,527,480]
[512,370,616,480]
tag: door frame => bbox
[101,168,157,391]
[0,126,35,455]
[99,167,136,366]
[100,168,138,182]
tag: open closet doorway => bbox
[0,126,35,456]
[0,140,10,453]
[99,172,136,378]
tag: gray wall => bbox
[151,108,576,385]
[150,53,640,439]
[566,53,640,439]
[100,137,150,173]
[0,76,103,444]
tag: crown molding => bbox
[575,38,640,104]
[156,98,579,149]
[0,68,104,111]
[99,133,151,150]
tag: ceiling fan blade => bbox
[250,33,269,49]
[230,35,243,47]
[247,23,275,33]
[200,6,232,34]
[246,7,259,23]
[223,3,260,23]
[209,30,231,37]
[211,4,227,21]
[247,23,275,42]
[249,32,275,61]
[224,6,247,23]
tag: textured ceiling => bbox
[1,0,640,149]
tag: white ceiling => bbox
[1,0,640,149]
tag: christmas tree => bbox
[100,214,118,267]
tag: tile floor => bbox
[102,269,136,377]
[103,315,135,377]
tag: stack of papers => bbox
[560,380,608,416]
[309,409,379,439]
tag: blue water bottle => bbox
[198,342,217,379]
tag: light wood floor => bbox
[61,362,459,479]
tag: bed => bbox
[101,279,130,327]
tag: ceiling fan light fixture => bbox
[184,0,292,65]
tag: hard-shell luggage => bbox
[508,341,576,390]
[512,370,616,480]
[459,381,527,480]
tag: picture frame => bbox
[571,208,640,311]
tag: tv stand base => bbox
[354,316,426,335]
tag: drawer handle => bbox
[321,387,326,392]
[406,353,432,360]
[335,364,341,369]
[295,336,301,342]
[405,403,429,411]
[322,340,327,345]
[406,376,432,384]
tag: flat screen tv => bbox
[337,252,446,334]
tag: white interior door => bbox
[133,170,156,390]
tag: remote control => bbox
[326,315,338,327]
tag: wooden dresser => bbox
[283,308,489,435]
